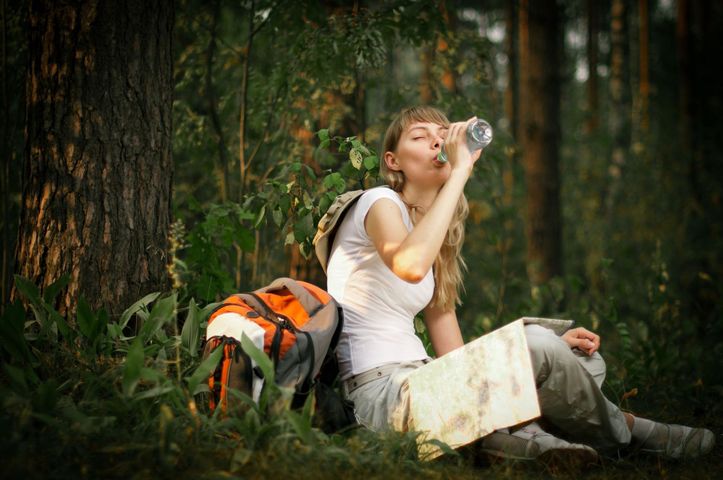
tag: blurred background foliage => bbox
[167,0,722,400]
[1,0,722,477]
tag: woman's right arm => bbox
[365,120,479,283]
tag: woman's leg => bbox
[525,324,631,452]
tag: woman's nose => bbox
[433,138,441,149]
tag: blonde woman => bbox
[325,106,714,460]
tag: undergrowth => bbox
[1,274,721,479]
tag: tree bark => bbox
[14,0,174,316]
[518,0,563,285]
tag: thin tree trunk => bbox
[505,0,519,140]
[439,1,458,95]
[419,44,434,103]
[14,0,174,316]
[1,0,9,309]
[585,0,599,134]
[238,0,254,202]
[518,0,563,284]
[638,0,649,134]
[607,0,630,215]
[677,0,692,157]
[206,0,230,202]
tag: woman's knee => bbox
[574,350,607,387]
[526,328,577,382]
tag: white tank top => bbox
[326,187,434,380]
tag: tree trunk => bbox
[606,0,630,215]
[585,0,599,134]
[14,0,174,316]
[419,43,434,104]
[504,0,519,140]
[518,0,563,285]
[676,0,692,156]
[637,0,649,134]
[205,0,230,202]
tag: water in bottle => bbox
[437,118,493,163]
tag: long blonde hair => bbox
[381,106,469,310]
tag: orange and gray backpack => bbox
[201,277,344,415]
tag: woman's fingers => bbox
[444,118,478,169]
[562,327,601,356]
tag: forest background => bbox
[1,0,722,478]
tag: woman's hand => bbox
[442,117,482,174]
[561,327,600,356]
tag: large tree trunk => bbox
[14,0,174,316]
[518,0,563,284]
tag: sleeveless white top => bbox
[326,187,434,380]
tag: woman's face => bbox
[385,121,451,189]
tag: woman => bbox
[325,106,714,460]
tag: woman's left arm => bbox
[423,305,464,357]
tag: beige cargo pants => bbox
[346,324,631,453]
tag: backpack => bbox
[201,277,344,416]
[313,186,391,272]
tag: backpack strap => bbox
[313,186,390,273]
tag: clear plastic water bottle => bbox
[437,118,493,163]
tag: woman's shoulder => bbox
[359,185,402,205]
[357,186,410,226]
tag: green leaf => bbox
[0,301,33,362]
[236,226,255,253]
[272,208,283,227]
[286,410,313,444]
[133,384,175,400]
[363,155,378,170]
[186,344,223,395]
[43,274,70,304]
[317,128,329,141]
[349,148,363,169]
[77,297,97,340]
[48,308,73,341]
[420,438,459,460]
[254,205,266,229]
[14,275,47,331]
[240,333,274,384]
[13,275,41,304]
[181,299,201,357]
[119,292,161,330]
[303,165,317,180]
[285,231,295,246]
[322,172,341,189]
[200,301,222,321]
[138,293,177,343]
[3,363,32,394]
[293,214,315,243]
[123,338,145,397]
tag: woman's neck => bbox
[400,184,439,216]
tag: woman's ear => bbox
[384,151,401,171]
